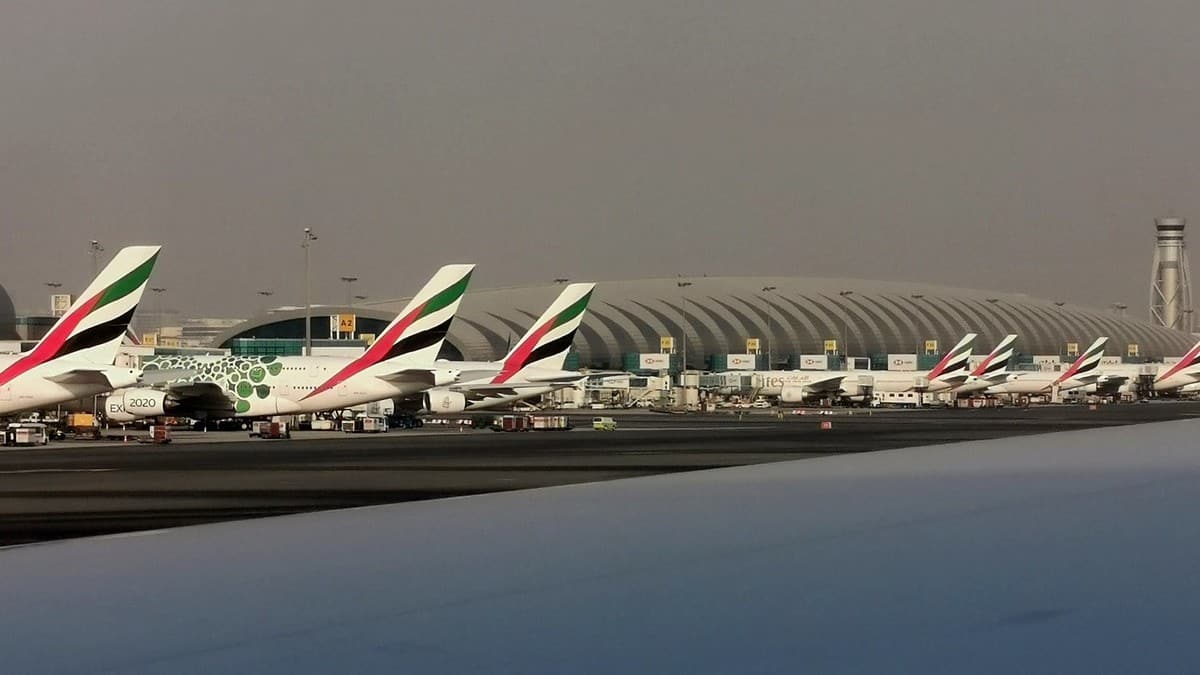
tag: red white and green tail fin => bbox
[490,283,595,384]
[970,334,1018,380]
[926,333,977,382]
[1154,339,1200,384]
[24,246,160,368]
[302,264,474,400]
[1053,337,1108,385]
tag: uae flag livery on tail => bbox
[303,264,475,400]
[926,333,977,382]
[1052,337,1109,386]
[491,283,595,384]
[1155,339,1200,385]
[0,245,160,387]
[970,334,1018,380]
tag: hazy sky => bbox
[2,1,1198,318]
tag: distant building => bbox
[146,318,244,349]
[212,277,1198,368]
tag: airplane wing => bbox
[802,374,849,394]
[139,368,196,385]
[1091,374,1130,394]
[44,369,117,387]
[3,419,1195,672]
[162,382,236,410]
[376,369,441,386]
[453,369,503,382]
[451,381,573,393]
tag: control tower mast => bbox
[1150,217,1193,331]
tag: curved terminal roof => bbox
[0,285,17,340]
[216,277,1196,365]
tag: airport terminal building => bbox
[210,277,1197,369]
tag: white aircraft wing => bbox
[801,373,849,393]
[43,369,117,387]
[451,381,568,393]
[375,369,440,386]
[161,382,236,410]
[3,420,1199,672]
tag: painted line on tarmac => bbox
[0,468,116,474]
[622,426,771,432]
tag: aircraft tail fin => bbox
[1054,337,1109,384]
[26,245,161,367]
[1154,339,1200,383]
[300,264,474,400]
[971,334,1018,379]
[926,333,977,381]
[491,283,595,383]
[371,264,475,365]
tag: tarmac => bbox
[2,403,1197,546]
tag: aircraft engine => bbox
[778,386,813,404]
[105,388,178,421]
[423,389,468,414]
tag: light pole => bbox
[676,281,693,383]
[88,240,104,277]
[762,286,777,368]
[302,228,318,356]
[340,276,358,309]
[909,294,925,358]
[354,295,368,305]
[150,287,167,335]
[257,290,274,314]
[838,290,854,365]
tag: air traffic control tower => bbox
[1151,217,1193,331]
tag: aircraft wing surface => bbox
[802,373,849,393]
[43,369,117,386]
[3,420,1200,673]
[375,369,439,385]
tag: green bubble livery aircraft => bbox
[105,264,475,422]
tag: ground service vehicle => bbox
[4,423,50,446]
[342,416,387,433]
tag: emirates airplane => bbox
[421,282,595,413]
[758,333,978,403]
[105,264,475,422]
[1146,340,1200,393]
[0,245,160,415]
[985,337,1108,395]
[952,334,1018,395]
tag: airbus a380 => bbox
[1066,338,1200,396]
[985,337,1108,395]
[757,333,977,403]
[0,246,160,415]
[105,264,475,422]
[868,332,978,393]
[1151,341,1200,393]
[952,334,1018,394]
[422,282,596,413]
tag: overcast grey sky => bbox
[2,0,1198,318]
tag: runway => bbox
[1,403,1197,546]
